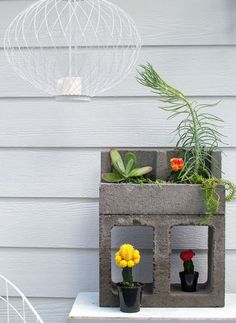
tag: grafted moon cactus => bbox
[115,244,141,287]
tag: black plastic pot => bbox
[117,283,143,313]
[179,271,199,292]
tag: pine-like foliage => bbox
[137,63,223,181]
[137,63,236,224]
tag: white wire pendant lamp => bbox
[4,0,141,100]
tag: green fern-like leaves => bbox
[137,63,236,224]
[137,63,224,181]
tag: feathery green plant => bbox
[137,63,223,180]
[137,63,236,224]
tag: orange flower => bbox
[170,158,184,172]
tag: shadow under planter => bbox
[99,150,225,307]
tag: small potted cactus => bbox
[179,249,199,292]
[115,243,143,313]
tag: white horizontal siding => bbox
[1,47,236,97]
[31,298,73,323]
[0,97,234,147]
[0,198,235,249]
[0,149,100,197]
[2,297,74,323]
[1,0,235,46]
[0,248,235,299]
[0,148,234,198]
[1,0,236,322]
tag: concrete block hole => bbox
[170,225,210,292]
[111,225,154,295]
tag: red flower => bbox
[170,158,184,172]
[180,249,195,262]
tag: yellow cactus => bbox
[119,260,128,268]
[115,243,141,287]
[127,260,135,268]
[133,250,140,259]
[115,244,141,269]
[134,256,140,265]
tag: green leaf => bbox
[129,166,152,177]
[102,173,124,183]
[136,63,225,178]
[110,149,125,175]
[124,152,136,174]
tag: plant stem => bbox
[122,267,133,287]
[181,98,201,176]
[184,260,194,274]
[190,107,200,174]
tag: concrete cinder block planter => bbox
[99,150,225,307]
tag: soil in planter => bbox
[117,283,143,313]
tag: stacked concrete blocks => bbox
[99,150,225,307]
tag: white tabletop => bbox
[68,292,236,321]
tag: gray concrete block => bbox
[99,150,225,308]
[100,183,225,215]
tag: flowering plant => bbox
[170,158,185,172]
[180,249,195,274]
[115,243,141,287]
[137,64,236,224]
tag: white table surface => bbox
[68,292,236,321]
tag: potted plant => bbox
[115,243,143,313]
[102,65,235,224]
[179,249,199,292]
[99,65,235,307]
[136,64,235,224]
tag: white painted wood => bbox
[1,46,236,97]
[0,297,73,323]
[0,148,233,198]
[0,249,234,298]
[1,0,235,47]
[1,198,236,251]
[27,297,73,323]
[222,149,236,183]
[226,202,236,250]
[1,198,236,250]
[0,1,235,319]
[0,248,99,298]
[0,149,100,197]
[0,97,234,147]
[69,292,236,321]
[0,199,99,248]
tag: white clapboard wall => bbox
[0,0,236,322]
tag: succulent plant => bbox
[115,243,141,287]
[102,149,152,183]
[180,250,195,274]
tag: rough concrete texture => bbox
[100,184,225,215]
[99,150,225,308]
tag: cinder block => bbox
[99,150,225,307]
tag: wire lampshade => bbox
[4,0,141,100]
